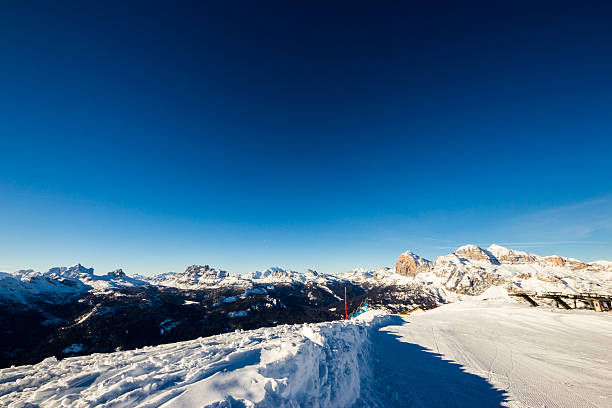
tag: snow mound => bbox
[351,308,389,323]
[475,286,511,302]
[0,316,384,407]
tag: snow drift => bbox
[0,314,387,408]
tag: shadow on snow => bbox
[355,315,508,408]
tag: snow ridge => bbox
[0,314,387,407]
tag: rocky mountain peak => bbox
[305,269,323,278]
[454,245,500,264]
[47,264,95,279]
[249,267,294,280]
[184,265,229,280]
[107,269,126,278]
[395,250,431,278]
[542,255,589,270]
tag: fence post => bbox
[345,287,348,320]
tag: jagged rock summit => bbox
[395,250,431,277]
[454,244,500,264]
[47,264,95,280]
[148,265,232,288]
[107,269,126,278]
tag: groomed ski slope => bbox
[1,303,611,407]
[356,303,612,408]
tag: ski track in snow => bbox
[1,303,612,407]
[358,302,612,408]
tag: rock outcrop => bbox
[542,256,589,270]
[395,251,431,277]
[107,269,126,278]
[454,245,500,264]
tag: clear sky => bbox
[1,1,611,275]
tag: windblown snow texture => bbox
[0,315,381,408]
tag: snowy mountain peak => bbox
[486,244,511,254]
[245,267,305,283]
[106,269,126,278]
[400,250,430,264]
[486,244,538,264]
[184,265,229,280]
[151,265,232,287]
[304,269,326,279]
[46,264,95,279]
[454,245,499,264]
[343,267,375,280]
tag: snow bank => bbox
[351,308,389,323]
[474,285,511,302]
[0,315,387,407]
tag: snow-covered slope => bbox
[594,259,612,268]
[363,302,612,408]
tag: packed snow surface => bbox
[2,302,611,407]
[357,302,612,408]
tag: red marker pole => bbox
[345,287,348,320]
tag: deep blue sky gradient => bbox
[1,1,611,274]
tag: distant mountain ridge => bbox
[0,264,149,304]
[1,244,611,304]
[395,244,612,295]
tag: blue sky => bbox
[1,2,611,275]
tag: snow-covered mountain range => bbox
[0,264,149,304]
[395,244,612,295]
[3,244,610,304]
[0,244,610,368]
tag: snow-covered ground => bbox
[2,302,611,407]
[357,302,612,408]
